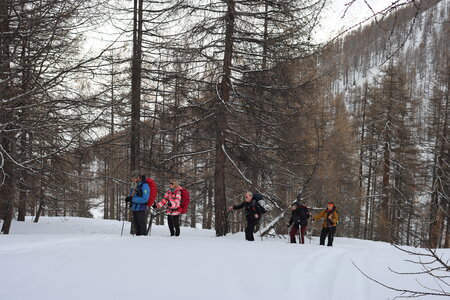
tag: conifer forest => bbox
[0,0,449,249]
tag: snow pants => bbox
[168,215,180,236]
[245,218,259,241]
[290,224,307,244]
[320,226,336,246]
[132,210,148,236]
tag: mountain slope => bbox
[323,0,448,107]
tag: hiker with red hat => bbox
[312,202,339,246]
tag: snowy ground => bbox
[1,217,447,300]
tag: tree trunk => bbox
[356,84,368,238]
[130,0,143,172]
[33,186,45,223]
[214,0,235,237]
[17,25,31,222]
[369,151,378,241]
[0,0,14,234]
[379,140,391,242]
[206,180,213,229]
[445,202,450,248]
[129,0,143,234]
[202,180,208,229]
[34,203,44,223]
[363,143,373,240]
[190,196,196,228]
[103,159,109,219]
[406,186,415,246]
[379,74,394,243]
[18,171,26,221]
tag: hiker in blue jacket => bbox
[125,170,150,236]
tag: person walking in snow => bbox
[228,192,267,241]
[124,170,150,236]
[153,179,182,236]
[288,199,310,244]
[312,202,339,246]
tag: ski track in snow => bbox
[0,217,447,300]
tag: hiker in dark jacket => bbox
[124,170,150,236]
[228,192,267,241]
[288,200,310,244]
[312,202,339,246]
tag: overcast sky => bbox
[83,0,413,55]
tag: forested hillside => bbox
[1,0,448,249]
[321,0,449,246]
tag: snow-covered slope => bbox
[1,217,447,300]
[316,0,413,43]
[328,0,448,105]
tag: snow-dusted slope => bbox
[1,217,447,300]
[316,0,413,43]
[329,0,449,105]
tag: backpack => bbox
[179,187,190,214]
[253,193,268,213]
[250,198,267,215]
[144,178,158,207]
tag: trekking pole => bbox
[308,222,313,244]
[258,215,264,242]
[287,224,290,243]
[120,201,127,237]
[299,224,302,245]
[146,207,156,236]
[126,185,138,237]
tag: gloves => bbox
[152,203,157,209]
[326,219,333,227]
[125,196,132,203]
[167,200,173,208]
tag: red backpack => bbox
[144,178,158,207]
[179,187,190,214]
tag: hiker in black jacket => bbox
[288,200,310,244]
[228,192,267,241]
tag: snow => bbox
[333,0,449,100]
[89,196,105,219]
[1,217,447,300]
[316,0,413,43]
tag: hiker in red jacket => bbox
[153,179,182,236]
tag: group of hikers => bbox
[125,171,339,246]
[287,200,339,246]
[124,170,186,237]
